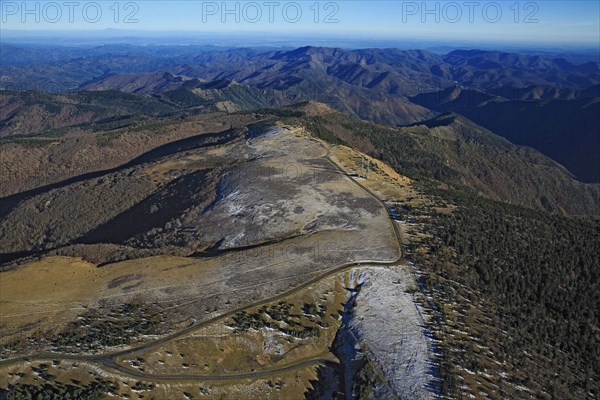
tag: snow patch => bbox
[349,266,439,400]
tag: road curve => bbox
[0,128,406,389]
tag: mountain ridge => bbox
[411,86,600,182]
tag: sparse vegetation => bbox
[50,302,165,352]
[130,381,155,391]
[31,363,54,382]
[352,360,384,400]
[95,130,122,147]
[228,302,322,339]
[0,137,58,148]
[2,379,118,400]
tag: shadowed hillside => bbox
[284,103,600,216]
[411,85,600,182]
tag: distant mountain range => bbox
[3,45,598,91]
[2,44,599,182]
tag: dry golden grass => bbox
[325,141,441,216]
[1,222,362,345]
[1,257,101,336]
[328,144,413,201]
[0,255,221,342]
[122,272,346,377]
[1,266,348,399]
[0,358,321,400]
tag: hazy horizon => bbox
[2,1,599,48]
[2,31,599,65]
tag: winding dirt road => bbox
[0,127,406,393]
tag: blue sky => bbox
[2,1,599,46]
